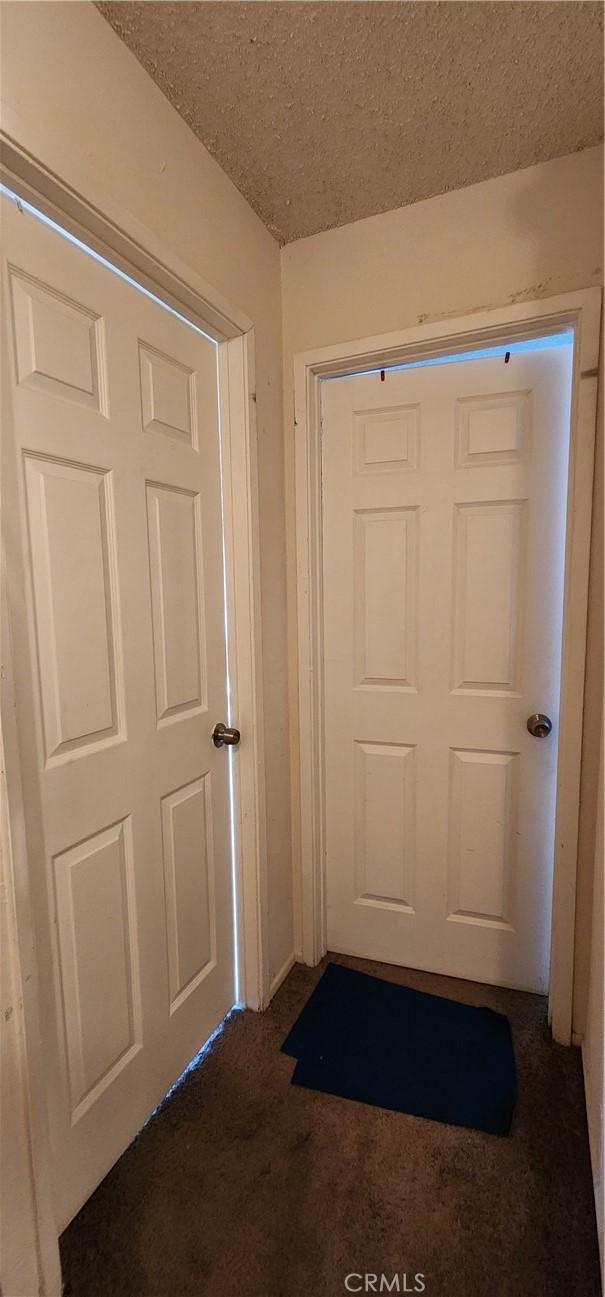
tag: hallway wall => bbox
[281,144,604,995]
[0,0,293,987]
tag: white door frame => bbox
[0,135,269,1292]
[293,289,601,1048]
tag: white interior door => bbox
[2,195,236,1229]
[321,340,573,994]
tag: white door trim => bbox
[0,134,252,341]
[0,136,270,1289]
[218,333,269,1010]
[1,556,63,1297]
[293,290,601,1046]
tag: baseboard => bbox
[268,951,299,1001]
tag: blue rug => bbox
[282,962,516,1135]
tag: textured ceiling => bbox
[97,1,604,244]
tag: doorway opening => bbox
[293,291,600,1044]
[324,328,575,381]
[320,331,574,996]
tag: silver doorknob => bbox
[212,722,241,748]
[527,713,552,738]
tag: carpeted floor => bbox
[61,955,602,1297]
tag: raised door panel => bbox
[24,454,123,763]
[146,482,207,725]
[452,500,526,695]
[9,266,107,414]
[455,391,530,467]
[447,748,518,929]
[161,775,216,1013]
[139,341,197,447]
[354,508,418,689]
[354,741,416,912]
[53,818,141,1121]
[354,404,420,474]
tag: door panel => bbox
[24,454,123,759]
[9,263,108,412]
[2,196,235,1228]
[447,748,518,927]
[451,499,526,694]
[354,740,416,911]
[146,481,207,723]
[321,344,573,994]
[161,774,216,1013]
[53,818,141,1120]
[355,507,418,689]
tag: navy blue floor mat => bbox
[282,962,516,1135]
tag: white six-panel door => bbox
[321,343,573,994]
[2,196,235,1228]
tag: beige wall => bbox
[580,352,604,1284]
[0,0,293,984]
[281,145,604,970]
[582,713,604,1282]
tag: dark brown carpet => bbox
[61,955,602,1297]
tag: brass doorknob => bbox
[527,713,552,738]
[212,722,241,748]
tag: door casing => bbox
[0,135,270,1293]
[293,290,601,1047]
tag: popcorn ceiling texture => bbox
[96,1,603,244]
